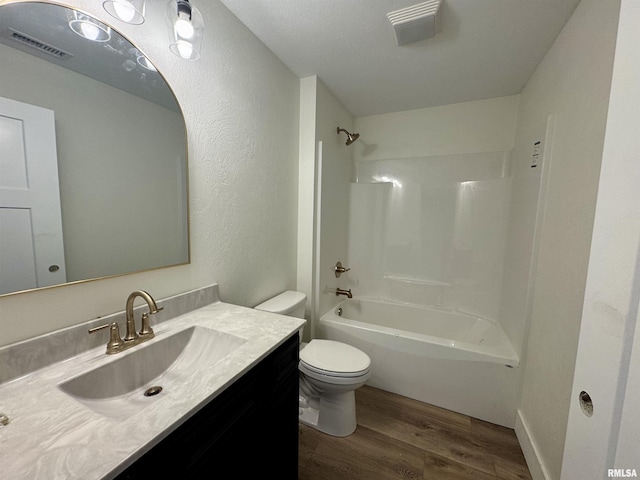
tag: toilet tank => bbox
[254,291,306,318]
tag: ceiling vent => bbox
[4,29,73,59]
[387,0,443,46]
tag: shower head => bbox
[337,127,360,146]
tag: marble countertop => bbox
[0,296,304,479]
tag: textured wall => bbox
[0,0,300,346]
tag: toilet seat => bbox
[299,361,369,378]
[299,361,370,386]
[299,339,371,379]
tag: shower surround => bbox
[351,151,511,318]
[322,150,522,426]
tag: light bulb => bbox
[174,13,194,39]
[167,0,202,60]
[113,1,136,22]
[80,22,101,41]
[177,40,194,59]
[69,12,111,42]
[103,0,145,25]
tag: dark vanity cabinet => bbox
[115,334,299,479]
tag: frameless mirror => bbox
[0,1,189,296]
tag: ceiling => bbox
[219,0,582,117]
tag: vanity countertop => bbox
[0,299,304,479]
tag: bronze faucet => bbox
[89,290,163,354]
[124,290,163,342]
[336,288,353,299]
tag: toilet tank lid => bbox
[254,290,306,314]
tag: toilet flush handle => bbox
[334,261,351,278]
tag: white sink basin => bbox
[58,326,246,420]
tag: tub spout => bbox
[336,288,352,299]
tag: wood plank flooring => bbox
[299,385,532,480]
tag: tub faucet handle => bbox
[334,261,351,278]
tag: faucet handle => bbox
[334,261,351,278]
[139,312,155,338]
[89,322,123,355]
[139,306,162,337]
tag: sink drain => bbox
[144,386,163,397]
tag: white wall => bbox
[562,0,640,476]
[0,0,300,347]
[511,0,621,478]
[0,44,186,282]
[353,95,519,162]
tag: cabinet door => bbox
[115,334,299,479]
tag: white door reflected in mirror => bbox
[0,96,66,295]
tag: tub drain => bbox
[144,386,163,397]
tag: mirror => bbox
[0,1,189,296]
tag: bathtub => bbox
[317,297,521,427]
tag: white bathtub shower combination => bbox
[318,297,520,427]
[315,152,523,427]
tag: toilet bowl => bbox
[255,291,371,437]
[298,339,371,437]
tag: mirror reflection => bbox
[0,1,189,296]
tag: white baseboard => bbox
[515,409,552,480]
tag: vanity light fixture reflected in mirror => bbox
[68,10,111,42]
[167,0,203,60]
[137,54,157,71]
[103,0,145,25]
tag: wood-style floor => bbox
[299,385,532,480]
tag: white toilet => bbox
[255,291,371,437]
